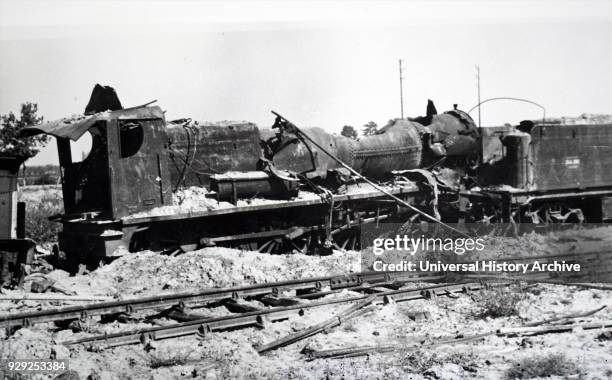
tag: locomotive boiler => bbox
[165,101,480,201]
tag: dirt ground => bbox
[1,226,611,379]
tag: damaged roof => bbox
[20,106,165,141]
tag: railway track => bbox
[60,281,485,347]
[2,250,610,348]
[0,271,446,329]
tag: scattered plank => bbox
[307,320,612,359]
[524,305,607,327]
[255,295,376,354]
[499,321,612,337]
[307,332,493,360]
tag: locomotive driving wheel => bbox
[156,221,199,255]
[332,227,361,251]
[543,203,585,224]
[511,202,585,235]
[255,228,333,255]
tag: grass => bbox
[147,348,194,369]
[473,284,527,318]
[399,349,477,375]
[18,186,63,245]
[505,353,583,379]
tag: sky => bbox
[0,0,610,165]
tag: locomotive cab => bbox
[22,106,172,220]
[21,106,173,268]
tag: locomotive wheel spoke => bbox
[268,241,278,254]
[157,222,199,254]
[350,235,357,251]
[288,238,306,254]
[258,240,274,253]
[300,235,312,254]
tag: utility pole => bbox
[475,65,483,167]
[475,65,481,128]
[399,59,404,119]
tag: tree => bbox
[362,121,378,136]
[340,125,358,139]
[0,103,47,162]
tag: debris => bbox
[308,320,612,359]
[224,299,261,313]
[259,294,301,307]
[150,304,211,323]
[255,295,376,353]
[524,305,607,327]
[596,331,612,341]
[99,312,137,324]
[499,321,612,337]
[50,283,77,296]
[30,275,78,296]
[30,277,55,293]
[54,370,80,380]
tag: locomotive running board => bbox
[120,185,420,226]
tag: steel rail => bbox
[0,271,445,329]
[3,250,608,329]
[60,282,482,347]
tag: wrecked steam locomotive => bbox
[19,85,612,269]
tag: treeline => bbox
[340,120,395,139]
[19,164,61,185]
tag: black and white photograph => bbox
[0,0,611,378]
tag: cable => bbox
[271,111,472,238]
[467,97,546,124]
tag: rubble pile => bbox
[52,248,361,297]
[126,183,401,219]
[127,187,323,219]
